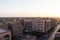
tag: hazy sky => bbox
[0,0,60,17]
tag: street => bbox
[36,24,60,40]
[48,24,60,40]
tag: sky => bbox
[0,0,60,17]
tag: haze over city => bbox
[0,0,60,17]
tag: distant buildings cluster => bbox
[0,17,58,40]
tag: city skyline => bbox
[0,0,60,17]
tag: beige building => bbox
[0,28,11,40]
[33,18,57,33]
[21,17,56,33]
[32,18,46,32]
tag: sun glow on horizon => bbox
[0,0,60,17]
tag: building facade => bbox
[0,28,11,40]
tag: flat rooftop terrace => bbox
[0,28,10,34]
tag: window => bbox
[37,21,42,23]
[37,23,43,27]
[37,23,42,25]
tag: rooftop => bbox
[0,28,10,34]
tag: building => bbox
[45,19,52,32]
[0,18,24,40]
[0,28,11,40]
[21,17,57,33]
[23,18,33,34]
[34,18,56,33]
[22,35,36,40]
[6,20,24,40]
[0,17,57,40]
[32,18,46,32]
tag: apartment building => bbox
[21,17,57,33]
[33,18,57,33]
[0,18,23,40]
[23,18,33,33]
[32,18,46,32]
